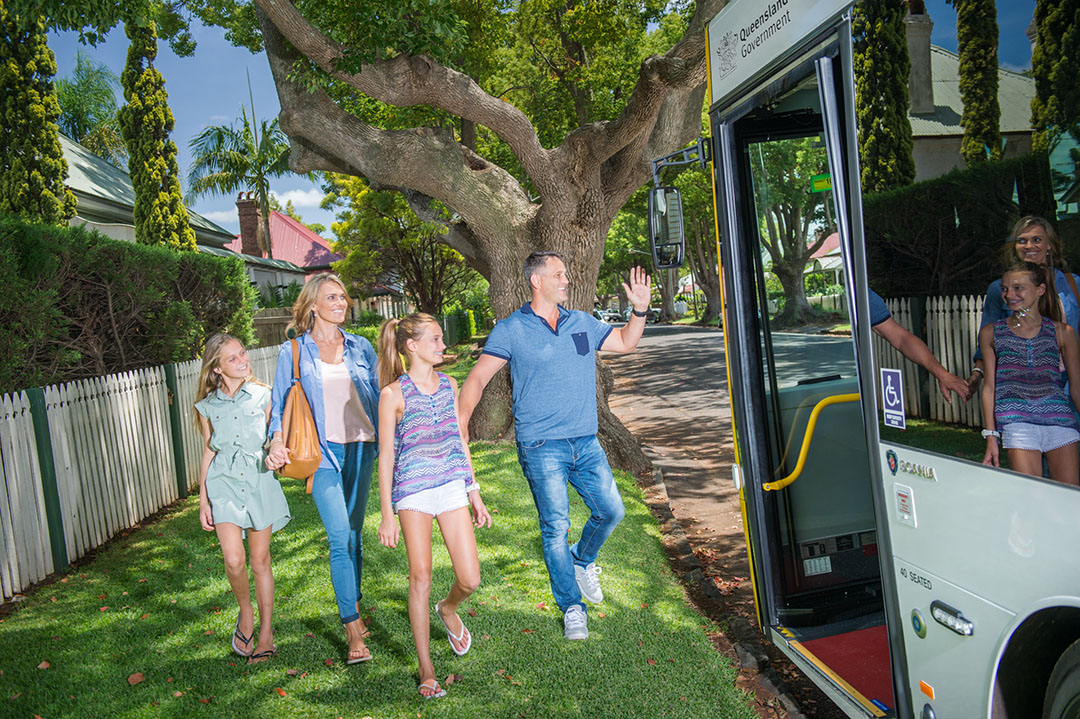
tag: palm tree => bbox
[186,107,294,256]
[56,50,127,168]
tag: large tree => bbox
[56,50,127,168]
[949,0,1002,165]
[187,108,293,257]
[853,0,916,191]
[322,173,478,314]
[36,0,719,469]
[753,137,835,326]
[118,21,195,250]
[1030,0,1080,151]
[0,6,77,224]
[673,165,721,324]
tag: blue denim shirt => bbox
[269,328,381,471]
[974,268,1080,361]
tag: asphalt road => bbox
[605,323,853,719]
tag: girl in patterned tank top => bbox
[375,313,492,699]
[980,261,1080,484]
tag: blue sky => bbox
[49,1,1039,241]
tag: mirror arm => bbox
[650,136,712,187]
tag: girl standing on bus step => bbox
[194,334,291,663]
[980,262,1080,485]
[375,313,492,700]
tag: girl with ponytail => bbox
[375,313,491,699]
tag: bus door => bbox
[711,22,905,719]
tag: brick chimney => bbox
[236,193,263,257]
[905,5,934,115]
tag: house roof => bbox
[198,244,305,273]
[59,134,235,248]
[811,232,840,259]
[225,210,343,269]
[909,46,1035,138]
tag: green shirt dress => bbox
[195,382,291,533]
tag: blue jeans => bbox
[311,441,376,624]
[516,435,625,612]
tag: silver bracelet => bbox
[971,367,984,376]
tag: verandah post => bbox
[163,364,188,499]
[26,387,68,572]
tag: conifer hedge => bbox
[0,217,255,394]
[865,151,1056,298]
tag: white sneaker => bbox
[575,562,603,603]
[563,605,588,640]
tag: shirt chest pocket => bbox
[572,332,589,356]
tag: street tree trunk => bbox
[252,0,721,470]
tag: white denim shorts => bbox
[394,479,469,517]
[1002,422,1080,453]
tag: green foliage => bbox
[118,21,196,251]
[853,0,915,191]
[865,151,1055,298]
[56,50,127,168]
[0,215,255,393]
[257,280,303,309]
[0,7,77,224]
[187,107,295,256]
[28,0,196,55]
[323,174,479,314]
[949,0,1002,165]
[1030,0,1080,150]
[343,323,380,347]
[353,309,385,327]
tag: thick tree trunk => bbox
[773,264,816,326]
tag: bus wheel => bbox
[1045,639,1080,719]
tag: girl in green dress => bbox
[194,334,291,663]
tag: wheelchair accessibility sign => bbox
[881,368,905,429]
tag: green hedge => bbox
[0,216,255,394]
[865,151,1056,298]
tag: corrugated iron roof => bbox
[909,46,1034,138]
[59,134,235,246]
[225,210,343,269]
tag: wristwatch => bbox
[631,308,648,317]
[981,429,1001,439]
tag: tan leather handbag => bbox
[279,338,321,492]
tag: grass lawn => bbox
[880,417,996,466]
[0,442,755,719]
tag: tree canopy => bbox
[1030,0,1080,151]
[0,5,77,224]
[118,21,196,250]
[949,0,1002,165]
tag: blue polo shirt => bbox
[868,289,891,327]
[482,303,613,442]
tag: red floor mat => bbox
[799,624,894,709]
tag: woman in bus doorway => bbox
[980,261,1080,485]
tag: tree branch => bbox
[252,0,557,189]
[257,6,535,265]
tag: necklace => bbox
[1011,306,1032,328]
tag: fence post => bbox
[26,387,68,572]
[163,364,189,499]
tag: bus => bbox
[648,2,1080,718]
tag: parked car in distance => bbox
[594,308,623,322]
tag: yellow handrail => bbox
[762,393,861,492]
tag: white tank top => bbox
[320,360,375,443]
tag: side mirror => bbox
[647,186,685,269]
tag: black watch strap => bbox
[631,308,648,317]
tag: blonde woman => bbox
[194,333,290,664]
[265,273,380,663]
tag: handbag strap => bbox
[291,338,301,382]
[1066,270,1080,312]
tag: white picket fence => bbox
[0,345,282,603]
[872,295,984,428]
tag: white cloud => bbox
[199,209,240,224]
[271,188,324,208]
[208,114,230,123]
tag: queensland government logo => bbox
[715,29,737,80]
[886,449,898,475]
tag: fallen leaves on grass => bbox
[286,669,299,676]
[466,608,477,617]
[275,687,287,697]
[444,673,462,686]
[127,673,144,686]
[37,661,49,670]
[522,629,535,634]
[536,602,546,610]
[325,659,334,666]
[647,659,657,666]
